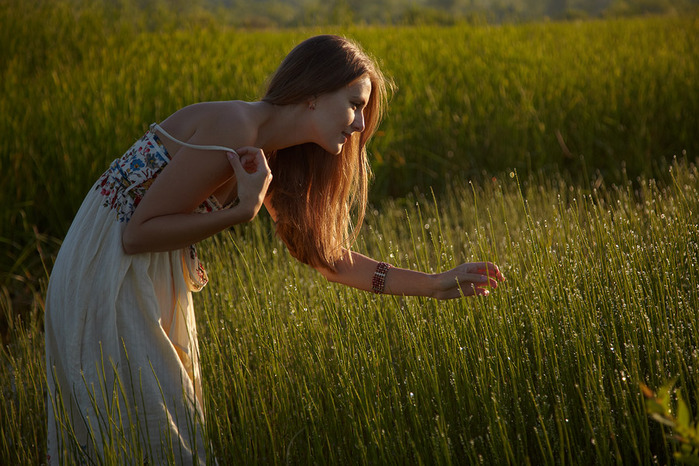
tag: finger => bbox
[239,153,255,165]
[226,151,244,174]
[237,146,266,161]
[254,149,271,171]
[472,261,498,274]
[461,274,499,288]
[480,277,499,288]
[239,154,258,173]
[461,284,489,297]
[473,262,505,281]
[237,147,271,174]
[235,146,253,156]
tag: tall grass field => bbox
[2,0,699,463]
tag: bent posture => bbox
[44,35,504,465]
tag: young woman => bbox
[44,34,504,464]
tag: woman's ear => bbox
[308,96,317,111]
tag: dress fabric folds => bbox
[45,127,221,465]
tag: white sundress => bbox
[44,125,230,465]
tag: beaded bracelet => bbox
[372,262,391,294]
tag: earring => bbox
[309,103,316,110]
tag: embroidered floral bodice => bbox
[96,128,224,223]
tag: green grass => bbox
[2,1,699,463]
[1,8,697,308]
[198,159,699,464]
[4,158,697,464]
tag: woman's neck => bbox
[252,101,312,153]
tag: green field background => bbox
[2,4,697,286]
[1,0,699,464]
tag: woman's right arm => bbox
[319,249,503,299]
[261,201,504,299]
[122,124,272,254]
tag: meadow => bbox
[4,160,699,464]
[1,1,699,463]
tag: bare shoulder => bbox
[160,101,259,149]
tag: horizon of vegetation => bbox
[23,0,699,30]
[197,0,699,27]
[1,2,698,463]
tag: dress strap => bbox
[150,123,239,156]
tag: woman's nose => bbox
[351,111,365,133]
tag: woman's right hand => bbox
[430,261,505,299]
[227,148,273,221]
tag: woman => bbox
[45,34,504,464]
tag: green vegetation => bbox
[642,381,699,463]
[4,159,699,463]
[1,0,698,463]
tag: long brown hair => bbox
[263,35,391,271]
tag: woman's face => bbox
[311,75,372,154]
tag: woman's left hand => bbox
[431,261,505,299]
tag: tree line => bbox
[117,0,698,28]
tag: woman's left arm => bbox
[319,249,505,300]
